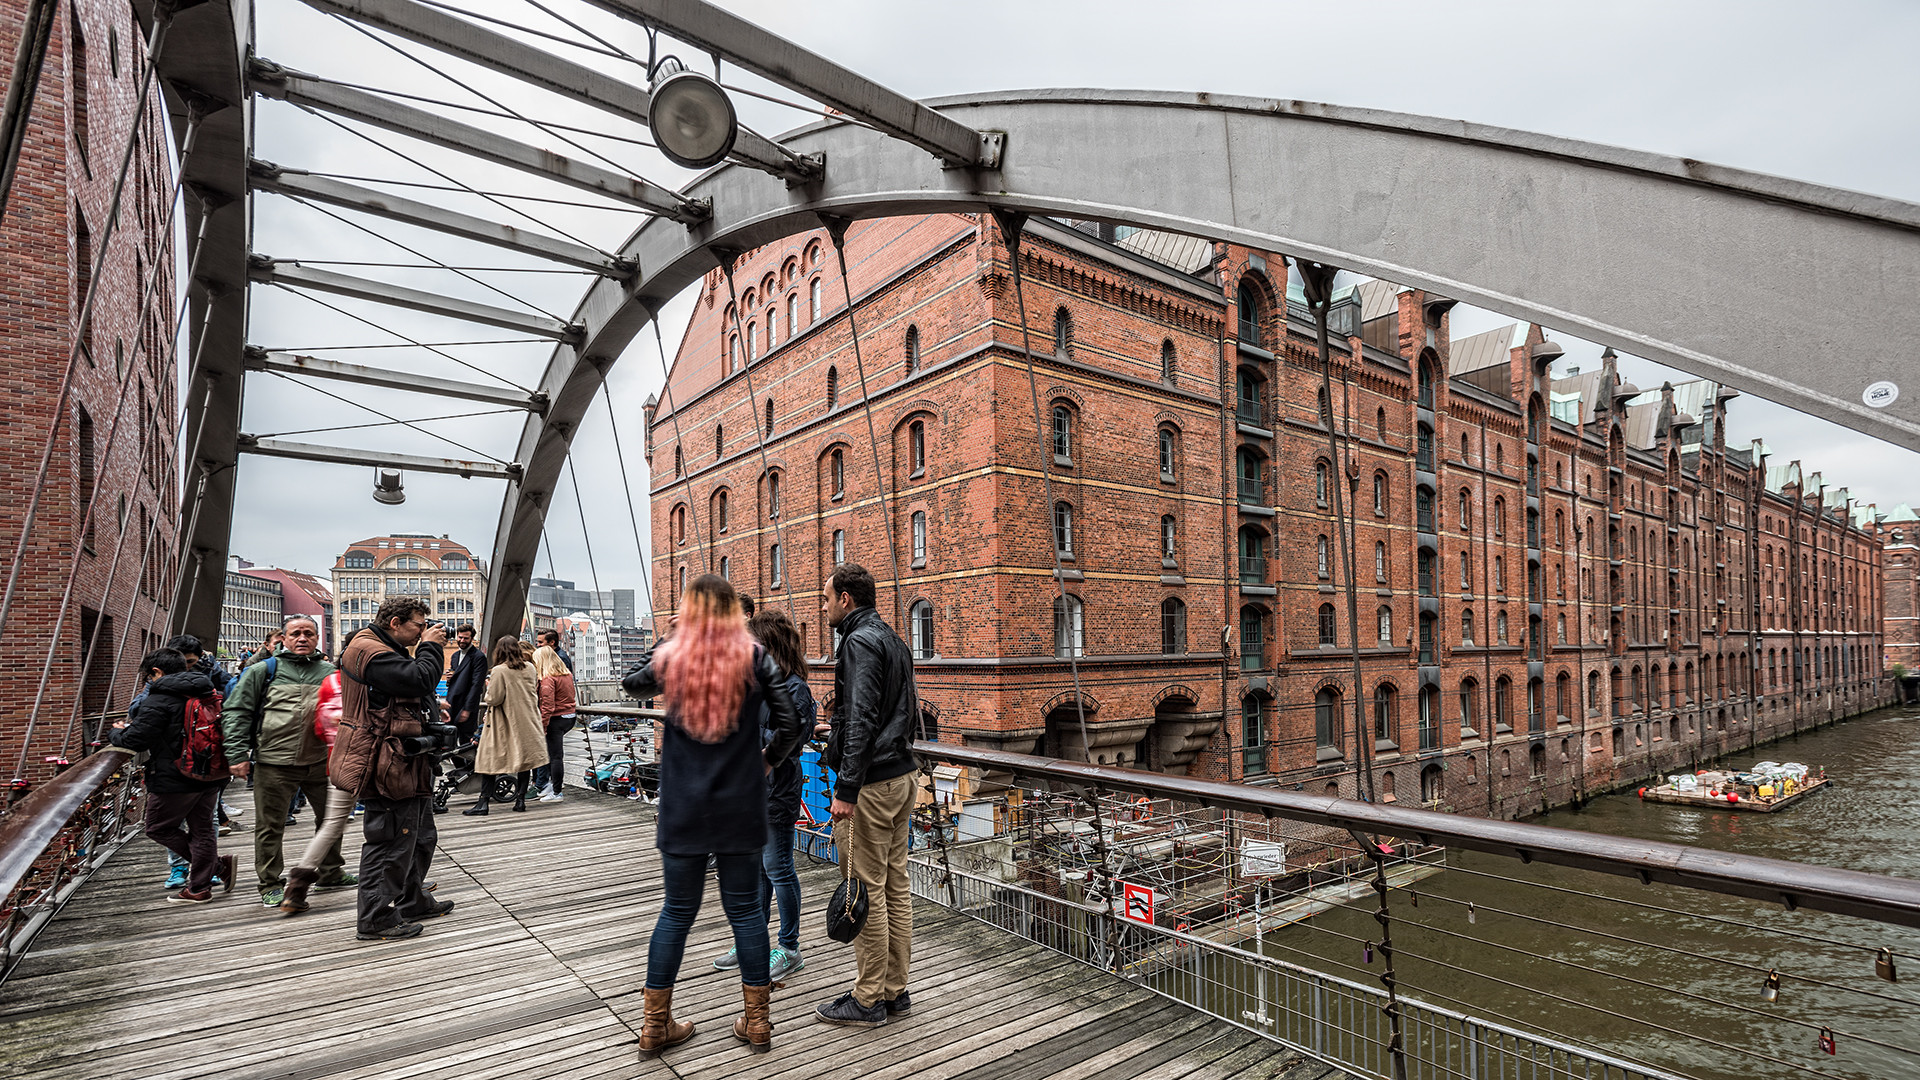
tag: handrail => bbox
[917,742,1920,930]
[0,747,140,981]
[0,750,131,898]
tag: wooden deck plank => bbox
[0,782,1350,1080]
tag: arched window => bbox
[1053,307,1072,355]
[1373,473,1388,516]
[1315,461,1329,506]
[1054,501,1074,557]
[719,555,731,580]
[1374,684,1397,742]
[1316,535,1329,577]
[910,600,935,660]
[1314,687,1341,750]
[1161,515,1177,564]
[1239,606,1266,670]
[1494,676,1513,730]
[1376,407,1387,441]
[1461,608,1475,645]
[830,448,845,498]
[1377,604,1393,646]
[764,397,775,436]
[1318,603,1337,646]
[1239,527,1267,584]
[1494,555,1506,594]
[911,510,927,565]
[1236,447,1264,504]
[1158,428,1176,479]
[1052,405,1073,460]
[909,420,926,476]
[786,293,797,337]
[714,424,724,459]
[1236,368,1264,426]
[1493,497,1505,538]
[1053,594,1085,657]
[767,472,781,518]
[673,447,682,477]
[1317,386,1331,427]
[1161,339,1176,383]
[904,324,920,372]
[809,277,822,322]
[1421,763,1443,804]
[1496,609,1509,644]
[671,506,686,546]
[729,335,740,372]
[1374,540,1387,582]
[832,529,845,565]
[716,490,729,532]
[746,321,757,361]
[1459,490,1473,533]
[1241,694,1267,773]
[1557,671,1572,719]
[1238,280,1264,347]
[826,365,839,409]
[1161,597,1187,654]
[770,543,784,586]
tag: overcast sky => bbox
[227,0,1920,617]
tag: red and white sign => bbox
[1121,881,1155,925]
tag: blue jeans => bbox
[646,851,768,988]
[761,819,801,952]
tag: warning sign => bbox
[1121,881,1155,925]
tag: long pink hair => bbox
[657,574,753,743]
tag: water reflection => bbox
[1261,707,1920,1080]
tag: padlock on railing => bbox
[1876,947,1898,983]
[1761,969,1780,1003]
[1817,1027,1837,1055]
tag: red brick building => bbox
[646,214,1890,820]
[1883,505,1920,677]
[1,0,178,779]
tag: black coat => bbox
[445,644,488,721]
[623,644,803,856]
[824,606,920,802]
[110,671,222,794]
[763,672,816,825]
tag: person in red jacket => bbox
[278,669,349,914]
[532,644,577,802]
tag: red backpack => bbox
[175,690,229,782]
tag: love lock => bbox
[1876,947,1899,983]
[1817,1027,1837,1055]
[1363,941,1375,964]
[1761,969,1780,1003]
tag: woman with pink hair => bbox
[621,573,805,1055]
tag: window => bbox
[1315,461,1329,506]
[1238,281,1264,347]
[831,448,845,498]
[770,544,784,586]
[1497,610,1509,645]
[1317,387,1332,428]
[833,529,845,565]
[1238,527,1266,584]
[1373,474,1387,516]
[1161,598,1187,654]
[746,322,757,361]
[1315,688,1341,751]
[810,277,822,321]
[826,365,839,409]
[1239,606,1265,670]
[911,600,934,660]
[1460,678,1479,731]
[1493,497,1505,538]
[729,336,740,373]
[1242,696,1267,774]
[786,293,797,337]
[1494,555,1506,594]
[1458,491,1472,534]
[768,472,780,518]
[714,424,724,459]
[70,12,88,168]
[1318,603,1337,646]
[1374,684,1397,743]
[1053,307,1072,355]
[1418,550,1435,596]
[1377,605,1393,647]
[1495,676,1513,730]
[1236,448,1264,504]
[1461,609,1475,645]
[1557,613,1567,645]
[1421,764,1443,804]
[1159,429,1176,480]
[716,490,729,532]
[765,397,776,436]
[1416,488,1435,532]
[1161,340,1176,383]
[1236,369,1263,426]
[1419,614,1435,664]
[76,406,95,545]
[909,420,926,476]
[911,511,927,566]
[904,324,920,372]
[1052,405,1073,461]
[344,551,374,569]
[1053,594,1085,657]
[1161,515,1177,565]
[719,555,730,580]
[1419,687,1439,750]
[1375,541,1387,583]
[1054,501,1074,557]
[673,447,683,477]
[1317,535,1329,578]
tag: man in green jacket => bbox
[223,615,350,906]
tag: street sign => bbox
[1122,881,1155,925]
[1241,839,1288,877]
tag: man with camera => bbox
[223,614,345,907]
[333,598,456,941]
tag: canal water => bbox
[1262,705,1920,1080]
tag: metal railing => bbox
[1238,475,1264,504]
[1239,555,1268,584]
[0,745,142,982]
[1237,398,1266,426]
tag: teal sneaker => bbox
[315,873,358,889]
[164,865,188,890]
[769,947,805,980]
[261,887,284,908]
[712,945,740,971]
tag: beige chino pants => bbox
[837,771,916,1007]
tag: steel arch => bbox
[483,87,1920,636]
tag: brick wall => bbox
[0,0,177,784]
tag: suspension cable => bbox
[649,314,712,580]
[601,382,652,616]
[716,261,800,627]
[254,406,521,440]
[273,170,644,211]
[262,362,508,464]
[268,281,534,393]
[0,8,176,691]
[563,454,603,602]
[287,72,658,148]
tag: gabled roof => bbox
[1448,323,1525,377]
[1884,503,1920,523]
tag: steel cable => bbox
[268,280,534,393]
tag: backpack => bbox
[176,690,229,782]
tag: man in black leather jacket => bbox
[815,564,923,1029]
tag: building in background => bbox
[608,619,654,674]
[529,577,635,627]
[556,613,611,681]
[1882,505,1920,676]
[0,0,180,774]
[647,215,1890,822]
[331,534,486,645]
[221,559,284,664]
[229,561,335,654]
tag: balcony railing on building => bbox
[1236,397,1265,427]
[1238,476,1263,504]
[1239,555,1267,585]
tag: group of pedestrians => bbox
[622,562,921,1054]
[115,559,925,1054]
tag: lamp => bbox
[648,58,737,170]
[373,469,405,505]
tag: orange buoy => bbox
[1637,787,1647,798]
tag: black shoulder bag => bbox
[825,841,869,943]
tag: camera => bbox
[399,721,461,758]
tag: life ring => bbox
[1125,796,1153,823]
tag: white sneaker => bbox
[535,784,555,799]
[538,791,563,803]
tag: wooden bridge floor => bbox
[0,781,1345,1080]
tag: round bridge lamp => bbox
[373,468,406,505]
[648,59,737,170]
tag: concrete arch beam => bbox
[460,90,1920,636]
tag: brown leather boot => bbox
[733,982,772,1052]
[639,987,693,1055]
[281,867,318,914]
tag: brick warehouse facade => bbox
[0,0,178,782]
[645,213,1892,821]
[1882,504,1920,677]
